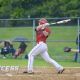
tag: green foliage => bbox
[0,0,80,18]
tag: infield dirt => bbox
[0,67,80,80]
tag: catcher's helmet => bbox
[39,18,48,25]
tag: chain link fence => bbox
[0,17,80,62]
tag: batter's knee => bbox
[28,53,34,59]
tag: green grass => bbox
[0,26,77,40]
[0,59,80,68]
[0,27,33,39]
[0,26,79,67]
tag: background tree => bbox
[0,0,80,18]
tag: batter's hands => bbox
[38,23,50,29]
[64,47,71,52]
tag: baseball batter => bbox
[24,18,64,74]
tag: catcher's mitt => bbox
[64,47,71,52]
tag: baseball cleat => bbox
[23,71,34,74]
[58,69,65,74]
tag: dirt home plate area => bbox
[0,67,80,80]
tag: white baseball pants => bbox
[28,42,63,72]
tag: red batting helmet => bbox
[39,18,48,25]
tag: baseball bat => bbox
[50,19,71,25]
[40,19,71,28]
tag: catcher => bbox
[64,47,80,53]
